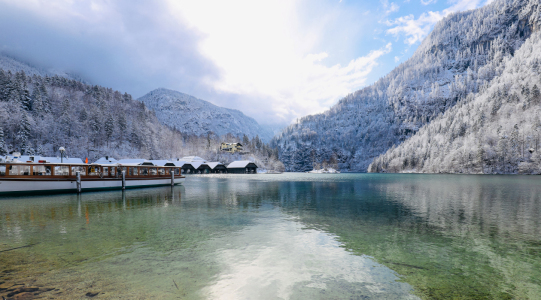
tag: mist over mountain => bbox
[0,53,86,83]
[271,0,540,172]
[138,88,274,142]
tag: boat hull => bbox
[0,177,185,195]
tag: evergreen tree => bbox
[0,126,6,156]
[39,82,50,113]
[17,113,32,155]
[118,114,127,141]
[122,92,132,102]
[21,83,32,110]
[79,107,88,123]
[31,84,43,113]
[104,114,115,146]
[61,98,72,136]
[532,84,540,103]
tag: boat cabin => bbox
[0,160,183,179]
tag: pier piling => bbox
[122,171,126,190]
[171,170,175,186]
[76,171,81,193]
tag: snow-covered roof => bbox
[3,155,84,164]
[206,162,224,169]
[227,161,257,168]
[42,157,84,164]
[148,160,176,166]
[94,157,118,164]
[180,156,207,162]
[116,159,153,166]
[190,161,204,169]
[172,161,187,167]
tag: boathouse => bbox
[190,161,211,174]
[226,161,258,174]
[207,162,227,173]
[180,162,196,174]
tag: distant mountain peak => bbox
[138,88,273,141]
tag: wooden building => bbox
[192,161,212,174]
[226,161,258,174]
[207,162,227,173]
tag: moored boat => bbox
[0,155,185,195]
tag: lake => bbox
[1,174,540,299]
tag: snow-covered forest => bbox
[369,30,541,174]
[0,69,283,170]
[272,0,540,172]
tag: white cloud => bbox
[381,0,400,15]
[420,0,437,5]
[167,0,392,124]
[386,0,489,45]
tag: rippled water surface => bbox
[1,174,540,299]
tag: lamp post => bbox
[59,147,65,163]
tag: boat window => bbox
[35,165,52,176]
[110,167,116,176]
[9,165,31,175]
[55,166,69,176]
[158,168,165,175]
[0,165,5,176]
[175,168,180,175]
[140,167,148,175]
[103,167,109,177]
[149,168,157,175]
[130,167,138,176]
[71,166,86,176]
[88,166,101,176]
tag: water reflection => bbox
[1,174,540,299]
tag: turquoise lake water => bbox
[1,173,540,299]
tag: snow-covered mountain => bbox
[139,88,274,141]
[369,31,541,174]
[271,0,540,172]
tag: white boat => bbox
[0,155,185,195]
[307,168,340,174]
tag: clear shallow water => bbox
[0,174,540,299]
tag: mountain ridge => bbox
[138,88,274,141]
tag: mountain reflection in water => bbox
[1,174,540,299]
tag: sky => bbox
[0,0,493,126]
